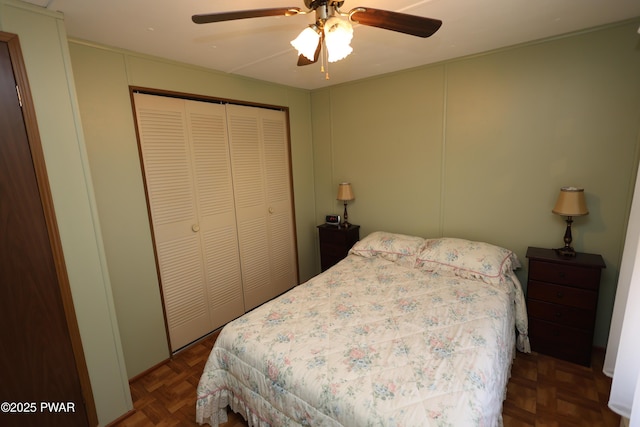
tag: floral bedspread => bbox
[196,254,526,426]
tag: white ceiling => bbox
[22,0,640,90]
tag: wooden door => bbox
[0,32,95,426]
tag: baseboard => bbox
[128,358,170,383]
[104,409,136,426]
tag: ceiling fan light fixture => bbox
[291,25,321,61]
[193,5,442,75]
[324,16,353,63]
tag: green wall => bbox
[311,19,640,348]
[68,41,318,379]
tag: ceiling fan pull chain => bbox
[322,39,330,79]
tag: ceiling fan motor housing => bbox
[306,0,343,24]
[305,0,345,10]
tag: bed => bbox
[196,232,530,426]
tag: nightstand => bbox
[525,247,605,366]
[317,224,360,271]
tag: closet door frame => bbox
[129,87,299,351]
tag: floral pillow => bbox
[415,237,520,284]
[349,231,425,267]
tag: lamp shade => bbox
[552,187,589,217]
[337,182,354,201]
[324,16,353,63]
[291,26,321,61]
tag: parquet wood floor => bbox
[108,332,620,427]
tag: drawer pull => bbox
[556,291,564,299]
[555,311,562,318]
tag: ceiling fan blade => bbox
[297,36,322,66]
[297,54,315,66]
[192,7,301,24]
[349,8,442,38]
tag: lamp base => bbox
[341,202,350,229]
[555,216,577,257]
[554,246,577,257]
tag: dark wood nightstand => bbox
[525,247,605,366]
[317,224,360,271]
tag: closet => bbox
[133,92,298,351]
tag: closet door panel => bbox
[227,105,297,309]
[136,96,198,240]
[134,93,210,350]
[186,100,244,328]
[238,217,272,310]
[202,225,244,324]
[269,210,297,294]
[262,110,298,296]
[156,236,210,350]
[227,111,267,217]
[226,105,272,310]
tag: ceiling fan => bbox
[192,1,442,69]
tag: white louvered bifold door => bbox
[134,93,243,351]
[227,105,298,310]
[185,100,244,334]
[261,109,298,298]
[134,93,209,351]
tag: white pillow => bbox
[349,231,425,267]
[415,237,519,284]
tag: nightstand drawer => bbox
[527,299,593,329]
[527,280,597,310]
[528,259,600,290]
[319,227,351,245]
[319,242,350,258]
[529,318,592,366]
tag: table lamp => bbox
[552,186,588,256]
[336,182,354,228]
